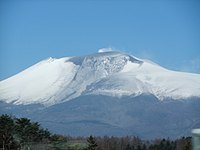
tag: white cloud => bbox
[98,47,114,53]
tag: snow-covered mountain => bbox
[0,49,200,138]
[0,50,200,106]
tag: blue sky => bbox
[0,0,200,80]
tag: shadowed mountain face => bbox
[0,51,200,139]
[1,95,200,139]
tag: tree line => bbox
[93,136,191,150]
[0,114,192,150]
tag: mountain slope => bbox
[0,95,199,139]
[0,51,200,106]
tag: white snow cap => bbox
[0,50,200,106]
[98,48,114,53]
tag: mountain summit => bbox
[0,50,200,106]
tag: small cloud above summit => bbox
[98,48,114,53]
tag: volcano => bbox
[0,50,200,138]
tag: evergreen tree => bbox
[0,114,17,150]
[87,135,98,150]
[136,145,142,150]
[15,117,32,144]
[39,128,51,142]
[132,145,135,150]
[28,122,41,142]
[142,144,147,150]
[126,143,132,150]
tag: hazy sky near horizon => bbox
[0,0,200,80]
